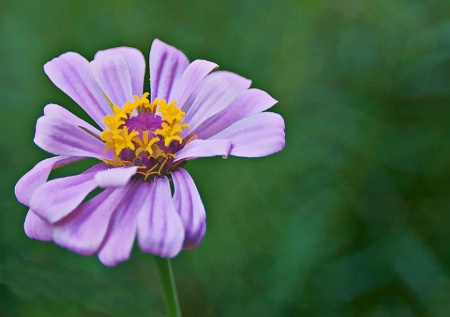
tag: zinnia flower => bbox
[15,39,285,266]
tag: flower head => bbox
[15,39,285,266]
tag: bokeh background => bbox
[1,0,450,316]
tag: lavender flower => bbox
[15,39,285,266]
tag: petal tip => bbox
[95,166,138,188]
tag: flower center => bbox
[100,93,192,181]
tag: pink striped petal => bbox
[209,70,252,92]
[43,104,102,137]
[193,89,277,139]
[29,163,106,223]
[53,186,130,256]
[171,59,218,108]
[95,47,145,97]
[150,39,189,102]
[95,166,138,188]
[90,54,134,106]
[34,115,112,160]
[182,70,251,114]
[98,183,146,266]
[44,52,111,127]
[24,210,53,241]
[210,112,285,157]
[183,71,251,130]
[172,168,206,249]
[15,156,83,206]
[174,139,232,162]
[137,177,184,258]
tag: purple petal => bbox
[192,89,277,139]
[24,210,53,241]
[43,103,102,136]
[182,70,252,114]
[182,71,252,130]
[172,168,206,249]
[210,112,285,157]
[15,156,83,206]
[29,163,106,223]
[95,47,145,97]
[95,166,138,188]
[34,114,112,160]
[53,186,130,256]
[150,39,189,102]
[209,70,252,92]
[98,183,146,266]
[171,59,218,108]
[174,139,232,162]
[90,54,134,106]
[44,52,111,127]
[137,177,184,258]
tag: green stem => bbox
[154,257,182,317]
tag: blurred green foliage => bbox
[1,0,450,316]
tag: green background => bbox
[1,0,450,316]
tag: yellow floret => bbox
[154,122,184,147]
[135,131,160,156]
[111,126,139,155]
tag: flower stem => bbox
[154,257,182,317]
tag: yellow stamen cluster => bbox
[155,99,190,147]
[100,93,189,160]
